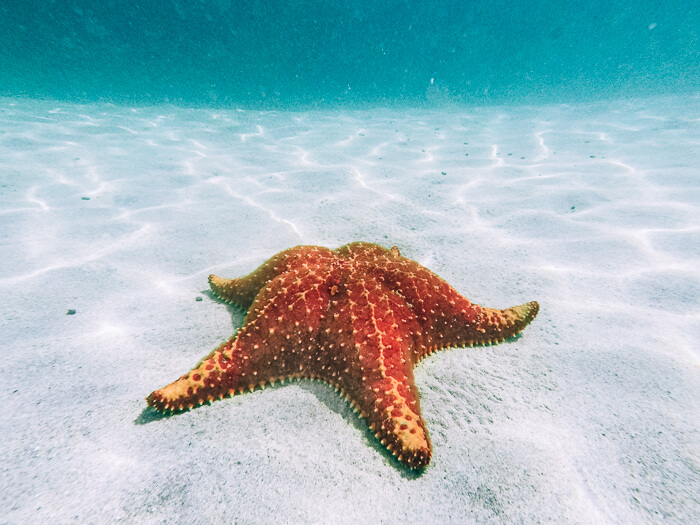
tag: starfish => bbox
[147,242,539,468]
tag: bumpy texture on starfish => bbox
[147,242,539,468]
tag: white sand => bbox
[1,96,698,523]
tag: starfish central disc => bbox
[147,242,539,469]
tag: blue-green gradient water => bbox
[1,0,697,107]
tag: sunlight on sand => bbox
[1,95,698,523]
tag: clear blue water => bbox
[1,0,697,107]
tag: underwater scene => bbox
[1,1,698,523]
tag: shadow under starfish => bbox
[145,242,539,469]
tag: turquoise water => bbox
[2,0,697,107]
[2,3,700,522]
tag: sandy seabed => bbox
[1,95,698,524]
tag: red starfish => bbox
[147,242,539,468]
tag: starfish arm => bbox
[469,301,540,345]
[146,335,239,411]
[416,297,540,359]
[331,273,432,469]
[147,258,338,412]
[209,245,333,310]
[365,253,538,358]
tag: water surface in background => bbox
[1,0,697,107]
